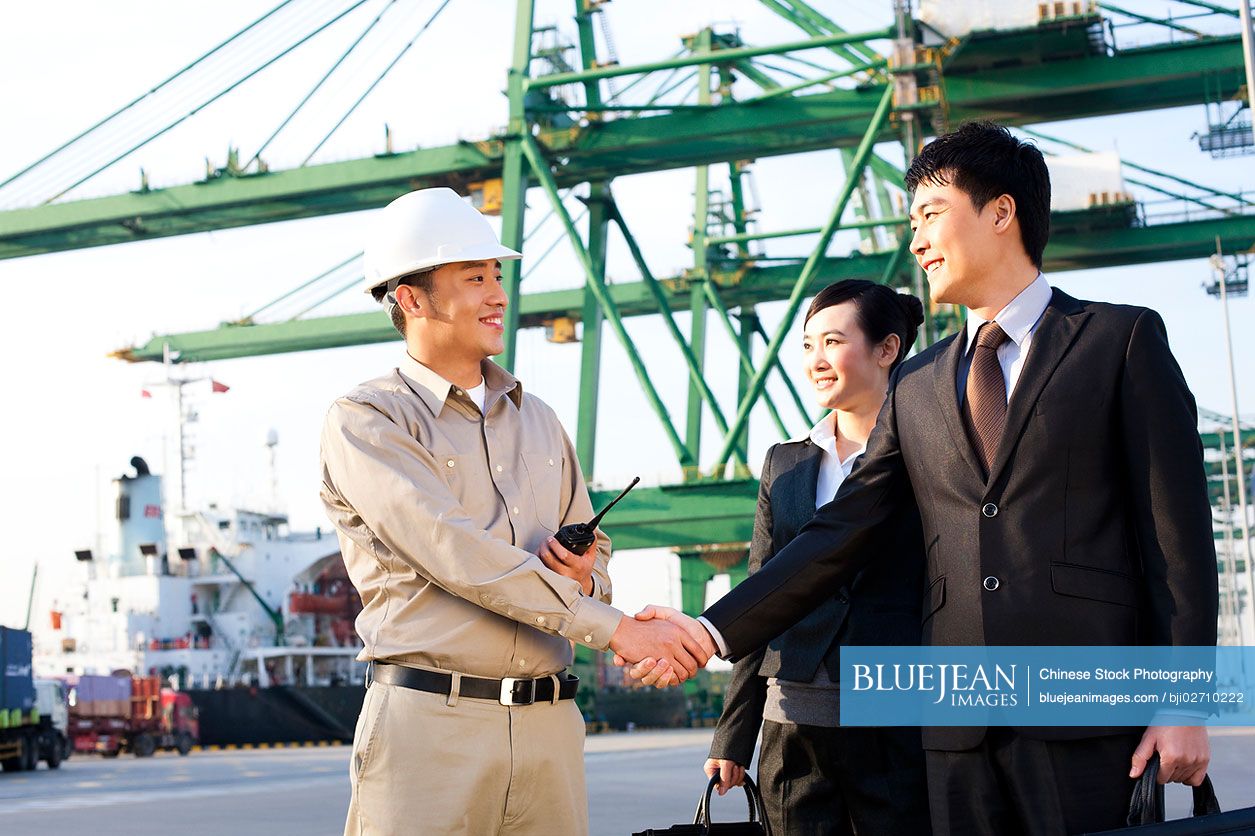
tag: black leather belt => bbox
[371,662,579,706]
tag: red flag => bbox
[141,389,152,399]
[211,380,230,394]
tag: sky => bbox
[0,0,1251,634]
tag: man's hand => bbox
[608,609,714,685]
[1130,725,1210,786]
[613,606,718,688]
[538,535,595,596]
[704,758,746,796]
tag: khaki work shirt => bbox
[320,355,621,680]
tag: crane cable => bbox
[43,0,372,204]
[248,0,402,170]
[302,0,454,166]
[1,0,349,205]
[0,0,300,195]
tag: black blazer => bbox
[703,289,1218,751]
[709,438,925,766]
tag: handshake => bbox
[607,605,718,688]
[537,536,716,684]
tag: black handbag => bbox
[1081,754,1255,834]
[631,775,773,836]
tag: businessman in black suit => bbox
[632,123,1217,835]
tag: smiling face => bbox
[802,301,895,413]
[400,259,507,365]
[909,180,1013,309]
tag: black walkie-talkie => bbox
[554,477,640,555]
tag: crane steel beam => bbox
[113,209,1255,363]
[524,28,894,89]
[0,36,1244,260]
[943,38,1248,125]
[590,482,759,550]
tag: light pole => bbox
[1210,242,1255,635]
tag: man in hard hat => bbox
[320,187,715,836]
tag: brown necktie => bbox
[964,321,1010,473]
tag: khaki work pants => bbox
[343,679,588,835]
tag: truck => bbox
[34,678,70,768]
[68,673,199,757]
[2,625,69,772]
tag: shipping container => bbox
[68,674,132,720]
[1,626,36,714]
[0,625,46,773]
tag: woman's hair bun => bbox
[897,292,925,330]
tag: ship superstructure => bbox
[38,457,364,689]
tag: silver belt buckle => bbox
[499,677,536,706]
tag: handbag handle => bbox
[1126,753,1221,826]
[693,774,774,835]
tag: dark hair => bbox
[804,279,925,369]
[371,268,436,336]
[904,121,1051,269]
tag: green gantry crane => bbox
[1,0,1252,623]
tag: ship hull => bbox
[186,685,364,745]
[184,682,695,745]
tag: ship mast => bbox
[266,429,280,514]
[153,343,206,540]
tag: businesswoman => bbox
[705,279,931,835]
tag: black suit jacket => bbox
[709,439,925,766]
[703,289,1218,751]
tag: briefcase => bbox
[1081,754,1255,834]
[631,774,772,836]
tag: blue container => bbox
[1,625,35,714]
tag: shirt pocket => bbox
[433,452,466,494]
[521,451,563,533]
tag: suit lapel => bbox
[787,443,824,529]
[932,332,986,483]
[985,289,1089,486]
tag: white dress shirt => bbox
[808,413,865,508]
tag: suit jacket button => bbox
[983,576,1000,591]
[982,502,999,518]
[837,593,848,604]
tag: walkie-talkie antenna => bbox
[588,476,640,529]
[554,476,642,555]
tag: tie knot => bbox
[975,321,1009,351]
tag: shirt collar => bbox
[805,411,836,447]
[801,412,865,465]
[398,354,523,415]
[964,272,1052,354]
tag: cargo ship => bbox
[34,452,371,745]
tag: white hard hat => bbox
[363,187,521,295]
